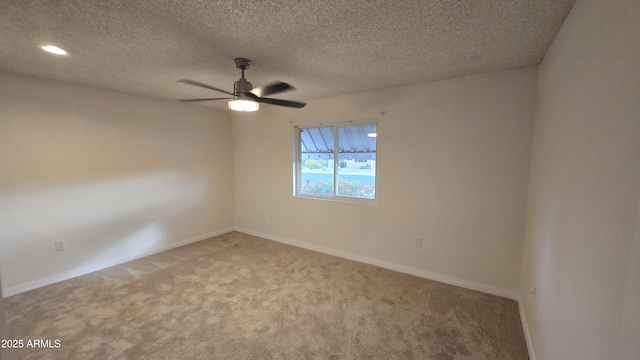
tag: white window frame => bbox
[293,120,378,205]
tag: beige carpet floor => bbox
[6,232,529,359]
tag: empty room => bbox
[1,0,638,359]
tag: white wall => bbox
[0,72,234,295]
[233,67,537,296]
[519,1,640,359]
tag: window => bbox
[294,122,377,203]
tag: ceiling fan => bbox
[178,58,306,112]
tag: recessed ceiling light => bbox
[41,45,68,55]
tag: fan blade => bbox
[178,97,232,102]
[243,91,259,100]
[178,79,234,96]
[250,81,294,97]
[256,97,306,109]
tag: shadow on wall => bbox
[0,171,205,290]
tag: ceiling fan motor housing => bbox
[234,79,253,99]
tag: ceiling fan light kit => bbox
[178,57,306,112]
[228,99,259,112]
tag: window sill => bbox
[294,194,378,206]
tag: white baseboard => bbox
[518,299,536,360]
[3,227,234,297]
[234,227,519,300]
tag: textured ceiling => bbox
[0,0,575,110]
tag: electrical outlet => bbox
[54,241,66,252]
[531,287,536,299]
[414,238,422,248]
[269,214,274,221]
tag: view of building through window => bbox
[296,123,376,201]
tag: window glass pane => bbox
[337,124,376,199]
[300,127,334,197]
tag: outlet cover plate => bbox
[55,241,66,252]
